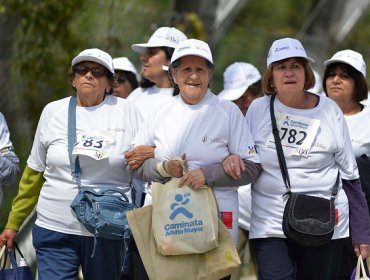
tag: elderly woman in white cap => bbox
[112,57,138,99]
[0,48,143,280]
[223,38,370,280]
[130,39,262,280]
[323,49,370,279]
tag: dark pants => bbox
[251,237,343,280]
[33,224,124,280]
[123,241,149,280]
[337,237,357,280]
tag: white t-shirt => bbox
[28,95,142,236]
[133,90,260,243]
[127,85,177,205]
[246,95,358,240]
[127,86,176,119]
[344,105,370,157]
[238,184,252,231]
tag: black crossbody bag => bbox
[269,94,339,247]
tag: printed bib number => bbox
[72,131,115,160]
[267,113,320,157]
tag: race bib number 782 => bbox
[266,113,320,157]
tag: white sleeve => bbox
[132,115,155,147]
[334,110,359,179]
[27,106,48,172]
[0,113,13,150]
[228,108,260,163]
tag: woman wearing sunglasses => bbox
[0,48,142,280]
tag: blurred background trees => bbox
[1,0,370,225]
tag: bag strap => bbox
[68,96,82,191]
[269,94,339,197]
[270,94,291,192]
[0,242,24,270]
[355,256,369,280]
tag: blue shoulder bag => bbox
[67,96,136,273]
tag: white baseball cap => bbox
[131,27,187,53]
[218,62,261,101]
[113,57,137,75]
[267,37,314,67]
[72,48,114,74]
[171,39,213,64]
[324,49,366,77]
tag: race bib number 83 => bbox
[72,131,115,160]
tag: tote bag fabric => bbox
[0,244,34,280]
[152,178,219,255]
[127,205,240,280]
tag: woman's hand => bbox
[164,154,187,177]
[354,244,370,258]
[0,228,17,250]
[125,145,155,169]
[222,154,245,180]
[178,169,205,190]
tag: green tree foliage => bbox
[212,0,312,92]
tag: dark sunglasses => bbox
[73,65,108,78]
[116,74,127,84]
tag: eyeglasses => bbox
[116,74,127,84]
[73,65,108,78]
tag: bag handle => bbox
[0,242,25,270]
[355,256,369,280]
[270,94,291,192]
[0,245,7,269]
[269,94,339,197]
[68,96,83,192]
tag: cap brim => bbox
[324,58,347,67]
[268,55,315,67]
[72,56,114,74]
[132,43,169,53]
[171,52,213,65]
[218,85,249,101]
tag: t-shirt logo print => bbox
[170,194,193,220]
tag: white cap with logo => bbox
[218,62,261,101]
[171,39,213,64]
[113,57,137,75]
[132,27,187,53]
[324,49,366,77]
[72,48,114,74]
[267,37,314,68]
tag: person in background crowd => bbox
[218,62,262,280]
[322,49,370,280]
[129,38,262,280]
[112,57,138,99]
[218,62,262,116]
[0,48,142,280]
[223,37,370,280]
[0,112,20,206]
[125,26,187,207]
